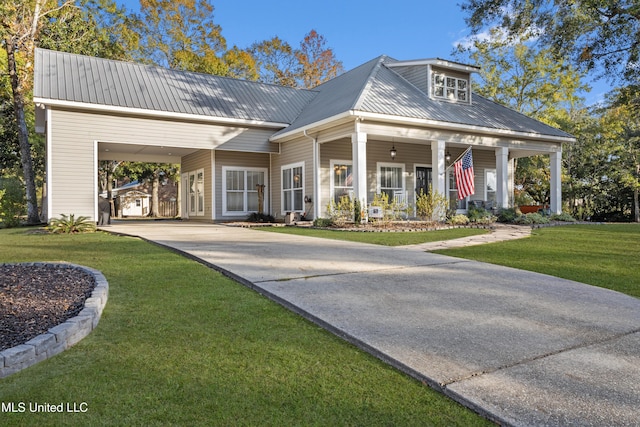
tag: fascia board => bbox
[34,98,290,129]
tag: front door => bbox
[415,166,432,196]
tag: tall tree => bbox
[1,0,74,224]
[456,31,588,205]
[120,162,179,217]
[460,0,640,84]
[250,36,298,87]
[295,30,343,88]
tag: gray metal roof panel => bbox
[34,48,316,124]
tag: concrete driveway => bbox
[104,221,640,426]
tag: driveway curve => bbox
[105,221,640,427]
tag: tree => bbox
[120,162,179,217]
[250,36,298,87]
[295,30,343,88]
[456,30,588,205]
[460,0,640,84]
[1,0,75,224]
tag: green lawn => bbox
[435,224,640,299]
[258,225,488,246]
[0,228,488,426]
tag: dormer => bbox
[387,58,480,105]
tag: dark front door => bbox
[415,166,432,196]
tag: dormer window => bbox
[433,73,468,102]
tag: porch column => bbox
[496,147,509,209]
[550,149,562,214]
[352,130,368,213]
[431,140,446,195]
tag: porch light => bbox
[445,151,451,163]
[390,145,397,160]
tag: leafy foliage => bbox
[246,212,275,223]
[460,0,640,84]
[0,176,25,228]
[48,214,96,234]
[326,195,354,226]
[415,186,448,222]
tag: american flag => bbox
[454,149,475,200]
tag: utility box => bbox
[284,212,300,224]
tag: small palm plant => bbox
[48,214,96,234]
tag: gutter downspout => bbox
[304,130,321,220]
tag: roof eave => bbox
[270,110,575,144]
[34,98,290,129]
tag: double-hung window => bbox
[330,160,353,204]
[222,167,266,215]
[377,162,405,200]
[282,162,304,212]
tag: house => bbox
[33,49,573,223]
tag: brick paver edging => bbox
[0,263,108,378]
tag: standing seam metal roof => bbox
[34,48,317,124]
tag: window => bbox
[187,169,205,216]
[222,167,267,215]
[447,169,468,211]
[282,162,304,212]
[485,169,497,207]
[377,163,405,200]
[330,160,353,204]
[433,73,468,102]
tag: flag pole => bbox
[445,146,472,172]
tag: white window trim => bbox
[222,166,268,216]
[446,168,469,212]
[281,162,305,213]
[485,168,497,204]
[377,162,406,198]
[187,168,205,217]
[432,72,469,103]
[330,159,353,203]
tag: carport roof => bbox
[33,48,317,125]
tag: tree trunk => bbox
[5,39,40,224]
[151,174,160,217]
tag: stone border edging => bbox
[0,263,108,378]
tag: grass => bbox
[0,228,489,426]
[435,224,640,299]
[258,225,488,246]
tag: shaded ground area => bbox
[0,264,95,351]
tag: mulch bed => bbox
[0,264,96,352]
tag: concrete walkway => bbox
[104,221,640,426]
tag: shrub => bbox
[313,217,334,227]
[354,198,362,224]
[550,212,576,222]
[0,177,26,228]
[326,195,354,226]
[467,204,496,224]
[48,214,96,234]
[448,214,469,225]
[513,212,550,225]
[415,186,447,222]
[497,207,519,223]
[246,212,275,223]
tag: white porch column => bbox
[550,149,562,214]
[352,130,368,212]
[431,140,446,195]
[496,147,509,209]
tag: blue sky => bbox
[117,0,608,105]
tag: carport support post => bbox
[550,150,562,214]
[496,147,509,209]
[352,129,368,221]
